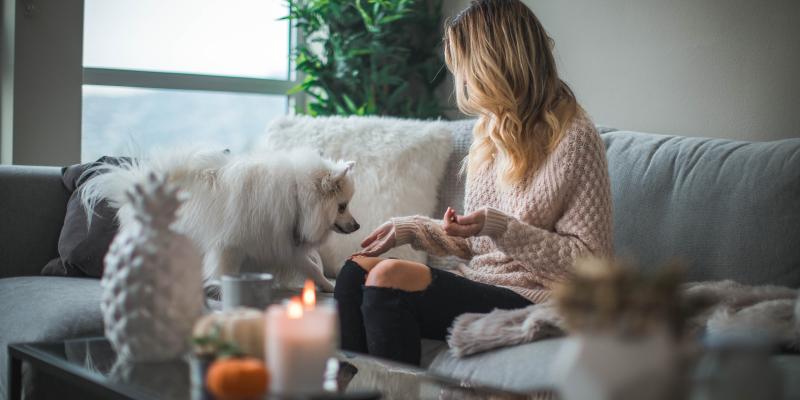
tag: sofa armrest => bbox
[0,165,68,278]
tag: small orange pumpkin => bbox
[206,357,269,400]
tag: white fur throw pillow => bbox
[260,115,453,277]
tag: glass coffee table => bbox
[8,337,555,400]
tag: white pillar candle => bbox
[266,282,337,395]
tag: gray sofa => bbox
[2,120,799,399]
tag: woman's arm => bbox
[393,215,473,260]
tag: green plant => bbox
[192,323,244,358]
[286,0,446,118]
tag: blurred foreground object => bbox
[692,334,782,400]
[101,173,204,362]
[552,258,685,400]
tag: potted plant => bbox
[551,259,687,400]
[286,0,446,118]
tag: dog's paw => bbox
[319,279,335,293]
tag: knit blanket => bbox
[447,280,800,357]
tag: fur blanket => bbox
[447,280,800,357]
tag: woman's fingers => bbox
[357,221,396,256]
[442,208,453,231]
[447,207,457,222]
[444,222,472,237]
[360,225,386,247]
[455,210,481,225]
[353,247,374,258]
[442,207,482,238]
[360,236,376,248]
[357,238,386,257]
[443,207,460,228]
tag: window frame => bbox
[82,68,296,96]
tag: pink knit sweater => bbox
[391,115,613,303]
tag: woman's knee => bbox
[365,259,432,292]
[334,260,368,298]
[349,255,384,272]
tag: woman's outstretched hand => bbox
[442,207,485,238]
[352,221,396,258]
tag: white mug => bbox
[205,273,274,311]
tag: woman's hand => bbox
[352,221,396,257]
[442,207,485,238]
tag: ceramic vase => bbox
[101,173,203,362]
[552,329,679,400]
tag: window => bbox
[82,0,293,162]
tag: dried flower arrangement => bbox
[553,258,687,338]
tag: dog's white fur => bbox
[81,147,359,292]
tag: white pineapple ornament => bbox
[101,172,203,362]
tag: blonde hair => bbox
[444,0,581,186]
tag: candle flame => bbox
[287,297,303,319]
[302,280,316,307]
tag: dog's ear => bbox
[318,172,339,195]
[332,160,355,181]
[328,160,354,181]
[342,160,355,174]
[318,161,355,195]
[202,168,218,185]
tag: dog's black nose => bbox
[353,222,360,231]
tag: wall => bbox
[443,0,800,141]
[0,0,83,165]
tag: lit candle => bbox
[302,279,316,309]
[266,280,336,395]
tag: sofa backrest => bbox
[604,131,800,286]
[434,119,474,218]
[436,120,800,287]
[0,165,68,278]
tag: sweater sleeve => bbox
[391,215,473,260]
[478,127,613,286]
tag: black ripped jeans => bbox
[334,260,532,365]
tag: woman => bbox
[334,0,613,366]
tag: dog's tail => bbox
[80,148,229,227]
[79,157,149,227]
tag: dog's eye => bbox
[338,203,347,213]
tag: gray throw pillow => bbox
[41,157,128,277]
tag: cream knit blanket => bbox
[447,280,800,357]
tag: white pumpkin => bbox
[194,308,266,359]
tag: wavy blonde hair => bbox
[444,0,581,186]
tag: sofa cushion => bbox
[0,277,103,399]
[41,157,128,278]
[430,336,800,399]
[603,132,800,286]
[429,337,565,392]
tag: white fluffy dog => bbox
[81,148,359,292]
